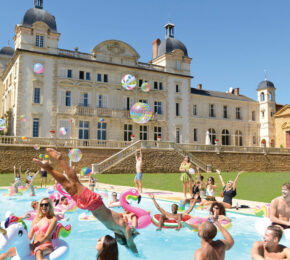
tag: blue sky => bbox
[1,0,289,105]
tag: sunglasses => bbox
[213,207,219,210]
[40,203,49,208]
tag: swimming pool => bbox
[0,188,287,259]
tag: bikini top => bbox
[206,186,215,196]
[15,177,21,182]
[33,219,50,236]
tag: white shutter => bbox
[79,92,84,106]
[59,68,66,78]
[103,95,108,108]
[130,97,134,108]
[88,93,91,107]
[123,97,127,110]
[60,90,66,106]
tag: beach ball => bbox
[121,74,136,90]
[33,144,40,151]
[141,82,151,92]
[39,154,44,159]
[81,167,92,177]
[68,148,82,162]
[99,118,104,123]
[130,102,152,124]
[70,118,75,124]
[0,119,6,131]
[44,155,49,160]
[189,168,195,175]
[59,127,67,136]
[33,63,44,74]
[20,115,27,122]
[21,136,27,141]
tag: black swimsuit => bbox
[223,186,236,205]
[192,185,201,200]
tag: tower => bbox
[257,79,276,147]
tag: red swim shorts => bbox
[72,187,103,211]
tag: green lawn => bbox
[1,172,289,202]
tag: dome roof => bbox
[22,8,57,32]
[257,80,275,90]
[0,46,14,56]
[157,37,188,57]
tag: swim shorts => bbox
[72,187,103,211]
[135,172,142,181]
[41,171,47,178]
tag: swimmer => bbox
[33,148,139,255]
[108,192,121,208]
[96,235,118,260]
[26,171,39,196]
[89,176,96,192]
[134,148,143,194]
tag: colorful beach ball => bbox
[99,118,104,123]
[0,119,6,131]
[68,148,82,163]
[81,167,92,177]
[130,102,152,124]
[33,144,40,151]
[70,118,75,124]
[33,63,44,74]
[20,115,27,122]
[141,82,151,92]
[21,136,27,141]
[121,74,136,90]
[44,155,49,160]
[59,127,67,136]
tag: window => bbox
[79,121,89,139]
[97,74,102,82]
[222,129,230,145]
[97,122,106,140]
[65,91,71,107]
[139,99,148,104]
[154,81,158,90]
[235,130,243,146]
[208,128,216,145]
[269,92,273,101]
[236,107,241,120]
[139,79,143,87]
[260,92,265,101]
[67,69,72,78]
[271,111,274,117]
[97,95,107,108]
[193,105,197,116]
[79,71,84,80]
[154,127,162,141]
[32,118,39,137]
[176,85,180,93]
[125,97,132,111]
[81,93,88,107]
[193,128,198,142]
[159,82,163,90]
[154,101,162,115]
[176,103,180,116]
[124,124,133,141]
[209,104,215,117]
[252,111,256,121]
[175,61,181,70]
[59,120,72,138]
[34,88,40,104]
[223,106,228,119]
[86,72,91,81]
[104,74,108,82]
[154,81,163,90]
[176,128,180,143]
[139,125,148,140]
[253,135,256,145]
[35,35,44,48]
[261,111,265,118]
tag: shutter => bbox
[88,93,91,107]
[60,90,66,106]
[79,92,84,106]
[123,97,127,109]
[103,95,108,108]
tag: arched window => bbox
[260,92,265,101]
[222,129,230,145]
[208,128,216,145]
[270,139,275,147]
[235,130,243,146]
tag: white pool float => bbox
[0,216,70,259]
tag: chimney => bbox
[152,38,161,59]
[234,88,239,95]
[197,84,202,90]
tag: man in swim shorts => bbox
[33,148,138,255]
[270,183,290,230]
[40,159,49,188]
[194,217,234,260]
[134,148,143,194]
[251,225,290,259]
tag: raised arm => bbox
[149,194,167,216]
[139,149,142,160]
[270,198,290,226]
[214,218,234,250]
[216,169,225,187]
[233,171,244,190]
[31,171,39,182]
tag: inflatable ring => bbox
[151,214,191,229]
[254,204,270,218]
[195,205,210,211]
[186,217,232,231]
[78,213,97,222]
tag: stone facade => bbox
[274,105,290,148]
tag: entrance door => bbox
[286,131,290,148]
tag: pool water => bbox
[0,188,287,259]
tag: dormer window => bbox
[35,35,44,48]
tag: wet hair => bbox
[114,232,127,246]
[207,177,215,185]
[97,235,119,260]
[172,203,178,214]
[282,183,290,191]
[267,225,283,242]
[200,221,217,241]
[209,202,226,216]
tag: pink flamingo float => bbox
[119,189,151,229]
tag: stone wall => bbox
[0,145,290,174]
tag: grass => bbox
[1,172,289,202]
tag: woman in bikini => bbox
[28,198,57,260]
[33,148,138,255]
[199,177,218,206]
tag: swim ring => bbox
[151,214,191,229]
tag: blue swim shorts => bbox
[135,172,143,181]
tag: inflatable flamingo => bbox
[56,184,77,212]
[119,189,151,229]
[0,215,71,260]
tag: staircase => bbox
[171,143,209,172]
[91,140,142,174]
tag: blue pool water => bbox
[0,188,287,259]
